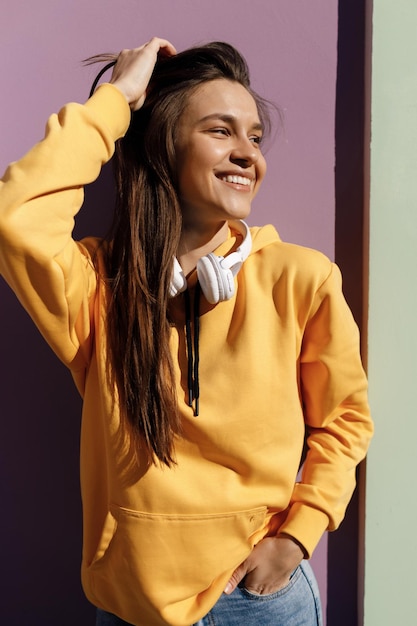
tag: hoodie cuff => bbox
[84,83,131,142]
[278,503,329,559]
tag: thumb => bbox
[224,560,249,595]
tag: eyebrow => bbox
[197,113,264,132]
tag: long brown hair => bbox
[102,42,271,466]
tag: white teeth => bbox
[221,175,251,186]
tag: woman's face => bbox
[175,79,267,232]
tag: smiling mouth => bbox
[219,174,252,187]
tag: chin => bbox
[227,207,252,221]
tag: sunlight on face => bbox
[175,79,267,232]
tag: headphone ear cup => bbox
[169,257,187,297]
[197,253,235,304]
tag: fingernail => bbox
[224,583,232,594]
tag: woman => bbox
[0,37,373,626]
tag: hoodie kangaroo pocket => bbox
[85,504,267,623]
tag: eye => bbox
[209,127,230,137]
[250,134,263,145]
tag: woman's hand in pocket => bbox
[224,534,304,596]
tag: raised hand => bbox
[109,37,176,110]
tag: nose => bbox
[230,136,259,167]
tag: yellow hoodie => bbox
[0,84,373,626]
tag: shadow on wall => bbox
[327,1,368,625]
[0,163,115,626]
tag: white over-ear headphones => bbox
[169,220,252,304]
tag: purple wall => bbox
[0,2,337,624]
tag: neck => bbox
[177,221,229,276]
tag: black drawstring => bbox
[193,283,201,416]
[184,283,201,416]
[184,288,194,408]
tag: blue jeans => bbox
[96,561,322,626]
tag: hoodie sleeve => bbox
[0,84,130,372]
[278,262,373,557]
